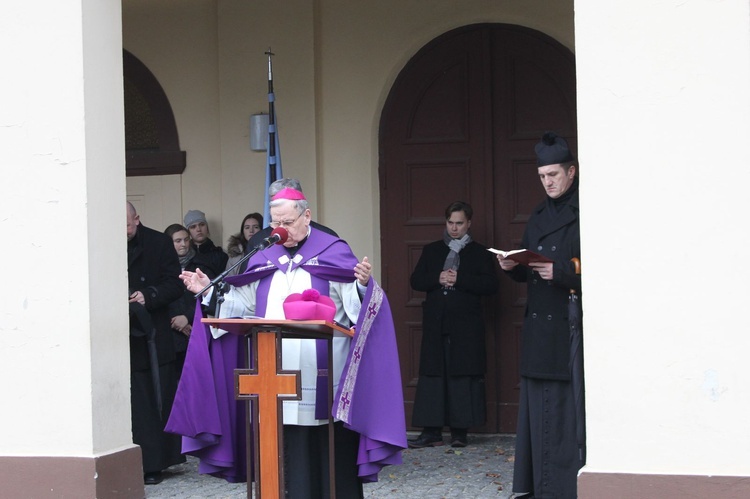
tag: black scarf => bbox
[546,177,579,217]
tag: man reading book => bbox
[496,131,584,499]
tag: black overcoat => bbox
[195,237,229,277]
[127,222,185,473]
[506,189,581,380]
[127,223,183,370]
[168,252,217,354]
[411,239,498,376]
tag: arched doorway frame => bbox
[378,22,577,433]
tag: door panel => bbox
[380,24,577,433]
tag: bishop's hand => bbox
[355,256,372,286]
[181,268,211,295]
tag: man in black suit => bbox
[127,202,185,485]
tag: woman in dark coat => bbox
[408,201,498,448]
[224,212,263,276]
[164,224,218,378]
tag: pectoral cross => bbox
[236,330,300,499]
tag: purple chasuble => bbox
[167,228,400,483]
[164,302,248,482]
[334,279,407,482]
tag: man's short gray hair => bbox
[269,197,309,215]
[268,178,303,197]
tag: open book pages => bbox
[487,247,553,265]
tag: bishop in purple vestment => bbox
[165,187,406,495]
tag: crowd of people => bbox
[128,203,243,484]
[126,131,585,498]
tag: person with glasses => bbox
[239,178,339,275]
[167,187,406,496]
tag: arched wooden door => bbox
[380,24,577,433]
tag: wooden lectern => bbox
[202,318,353,499]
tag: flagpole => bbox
[263,48,282,225]
[266,48,277,177]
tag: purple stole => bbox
[166,228,405,483]
[334,279,407,482]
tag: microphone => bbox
[258,226,288,249]
[197,227,289,299]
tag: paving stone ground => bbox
[145,433,517,498]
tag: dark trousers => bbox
[282,422,363,499]
[131,364,185,473]
[412,336,486,430]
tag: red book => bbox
[488,248,553,266]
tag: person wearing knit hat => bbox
[496,131,584,498]
[183,209,207,232]
[183,209,228,274]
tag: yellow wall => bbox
[313,0,574,261]
[123,0,574,271]
[123,0,222,234]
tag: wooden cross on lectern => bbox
[236,328,301,499]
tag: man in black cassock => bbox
[496,132,584,498]
[127,202,185,485]
[408,201,498,449]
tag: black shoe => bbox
[144,472,163,485]
[450,428,468,447]
[450,435,467,447]
[408,433,444,448]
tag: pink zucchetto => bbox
[283,288,336,323]
[271,187,306,201]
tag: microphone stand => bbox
[194,238,277,317]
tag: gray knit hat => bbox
[183,209,207,228]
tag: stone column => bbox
[0,1,144,497]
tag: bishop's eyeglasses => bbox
[269,212,303,229]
